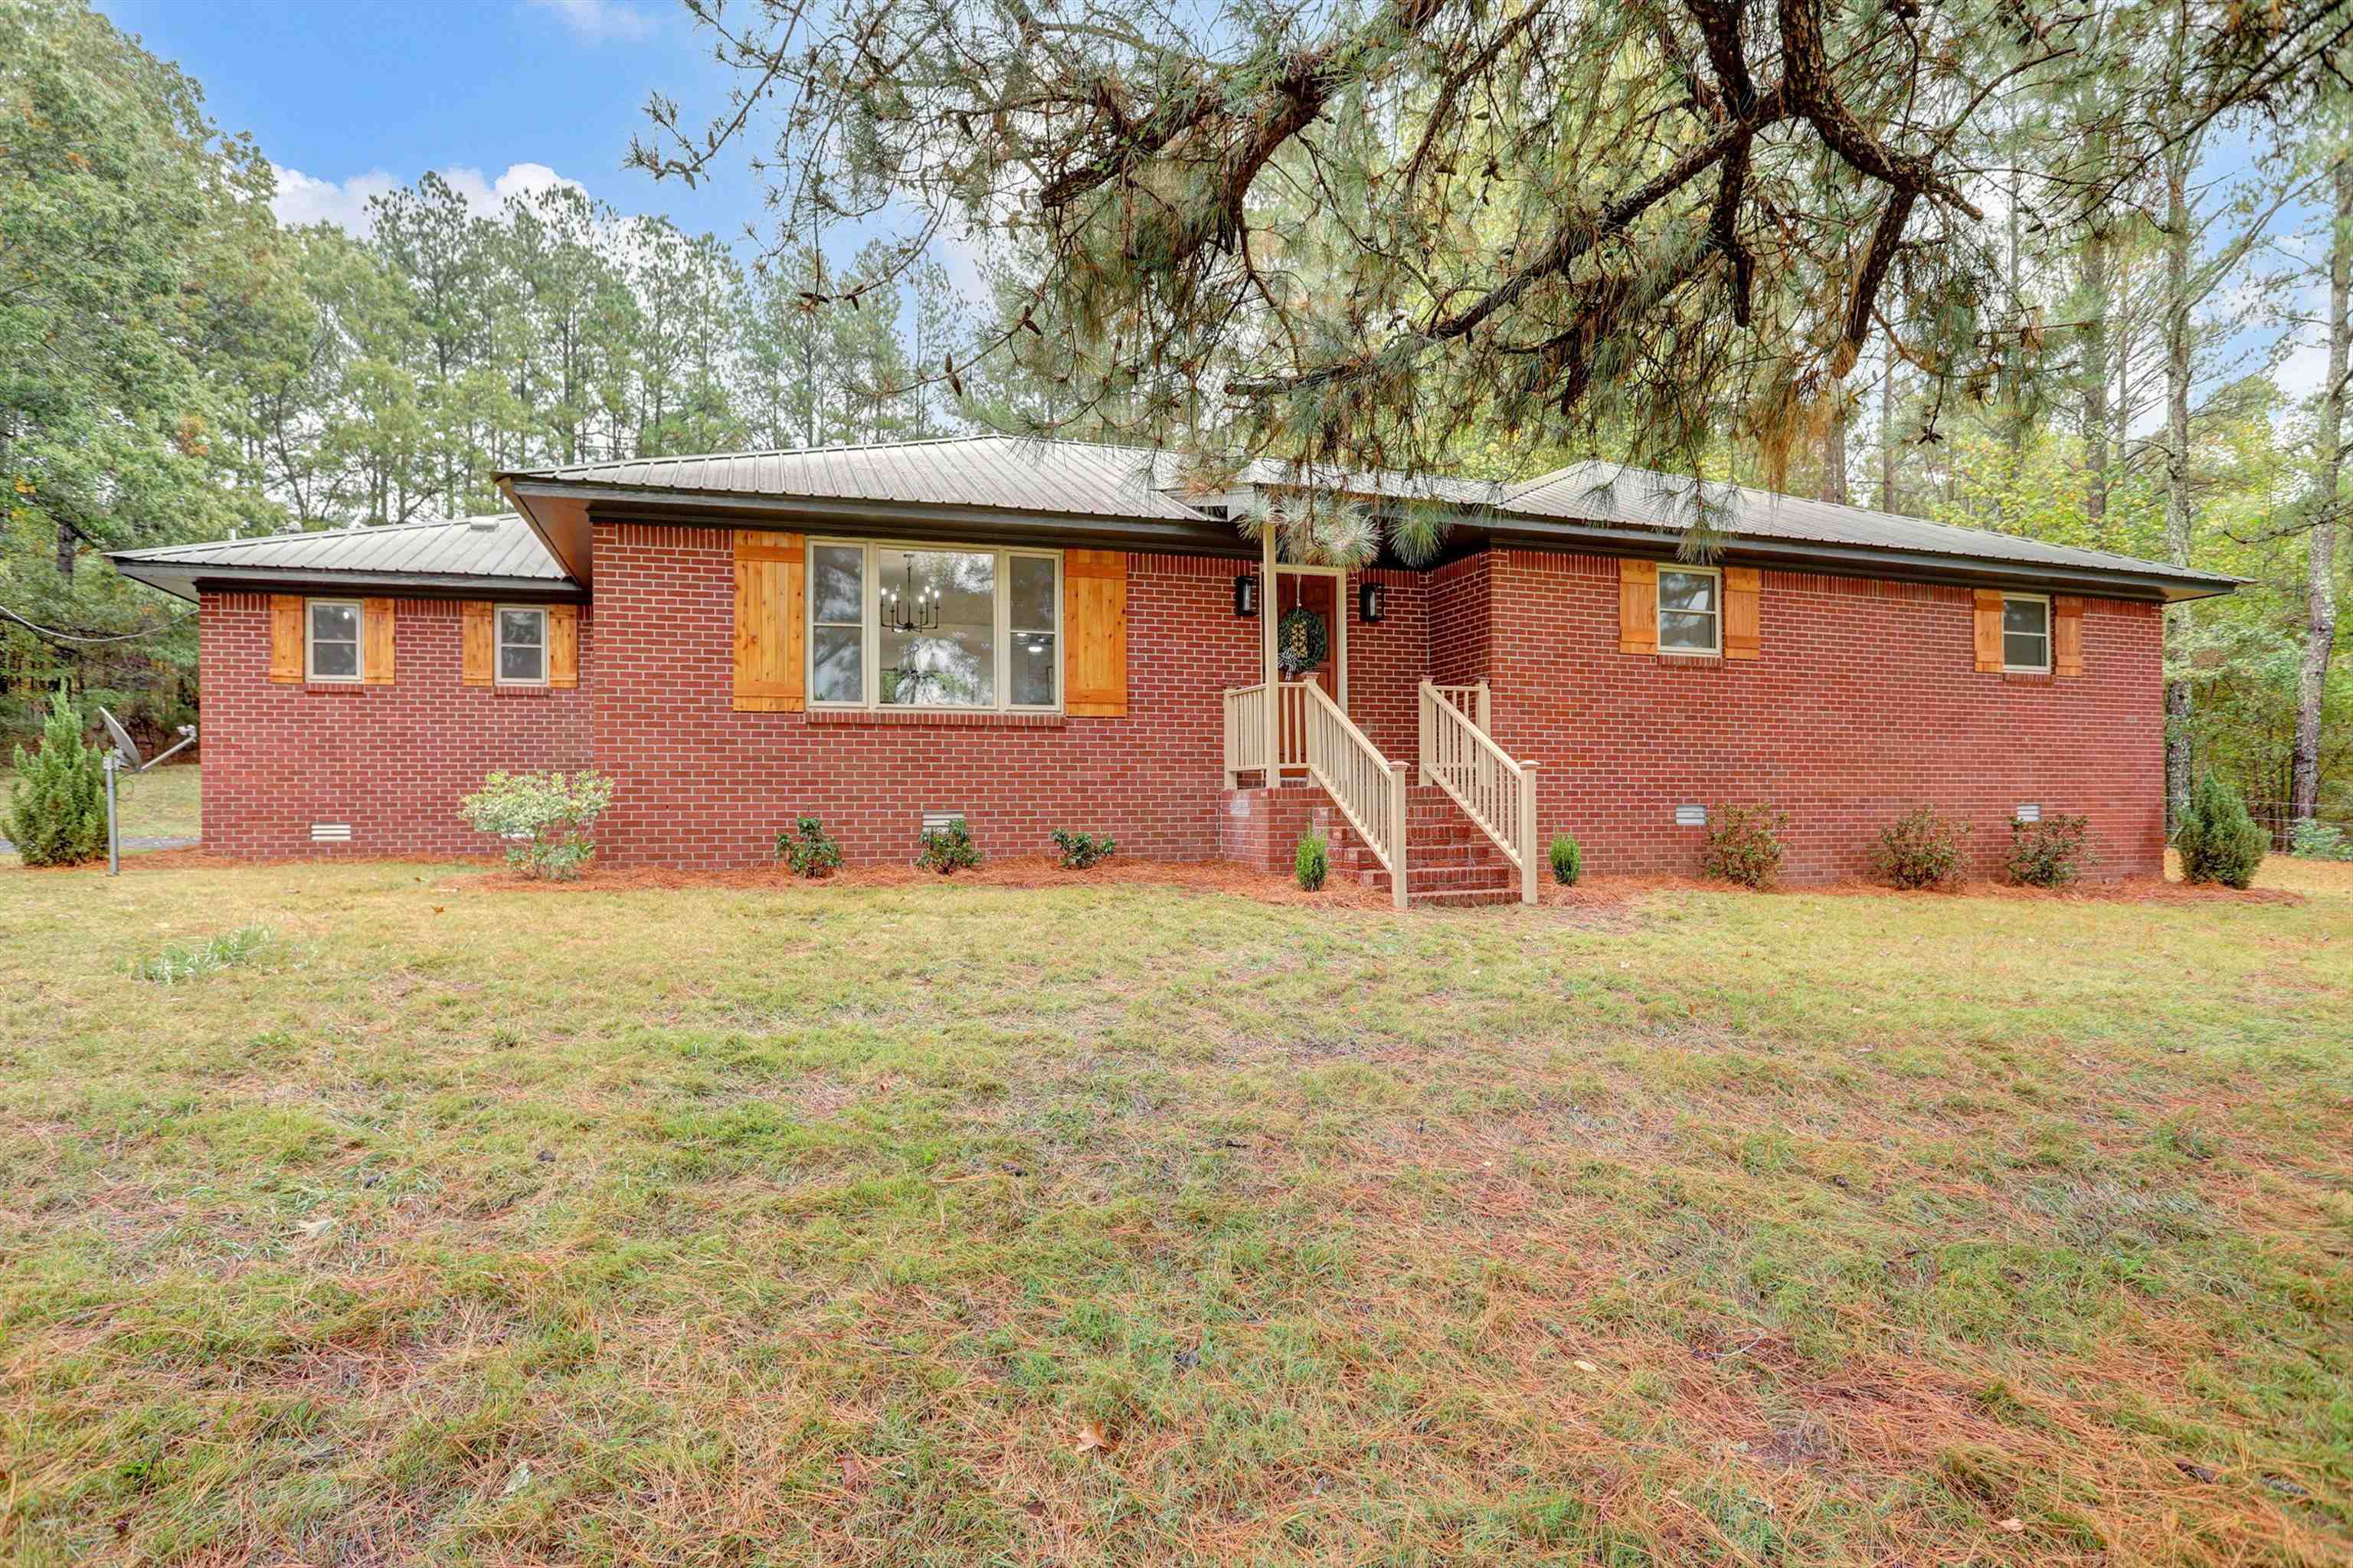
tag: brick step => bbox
[1346,863,1519,892]
[1312,811,1494,846]
[1333,840,1501,870]
[1409,885,1524,909]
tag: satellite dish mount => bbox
[98,708,196,876]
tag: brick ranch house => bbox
[112,438,2235,906]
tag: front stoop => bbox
[1312,785,1520,908]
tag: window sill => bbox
[1654,650,1726,667]
[2002,669,2056,685]
[804,708,1066,729]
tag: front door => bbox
[1274,566,1346,774]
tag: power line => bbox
[0,602,195,645]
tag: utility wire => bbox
[0,602,195,644]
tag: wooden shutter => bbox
[268,595,304,683]
[1064,549,1129,716]
[362,598,396,685]
[548,604,580,689]
[1972,589,2005,673]
[461,601,495,687]
[2052,595,2084,676]
[732,529,805,712]
[1723,567,1761,660]
[1618,559,1658,654]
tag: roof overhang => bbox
[110,558,587,604]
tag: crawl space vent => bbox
[921,810,965,835]
[2014,803,2042,823]
[310,823,352,843]
[1674,804,1708,828]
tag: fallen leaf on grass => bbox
[1572,1359,1600,1373]
[1073,1421,1113,1455]
[838,1454,866,1489]
[500,1463,532,1498]
[1997,1517,2024,1534]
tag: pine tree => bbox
[2175,772,2268,889]
[5,692,106,866]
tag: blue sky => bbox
[96,0,765,244]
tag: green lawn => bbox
[0,763,201,846]
[1,852,2348,1566]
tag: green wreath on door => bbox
[1276,604,1330,676]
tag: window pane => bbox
[1660,610,1716,651]
[1011,630,1056,706]
[309,602,358,643]
[2004,631,2048,669]
[2003,597,2047,638]
[811,544,864,624]
[1010,555,1057,630]
[878,548,994,707]
[1659,570,1716,613]
[501,640,544,682]
[811,626,862,704]
[310,638,358,678]
[499,609,543,649]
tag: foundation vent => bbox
[310,823,352,843]
[1674,804,1707,827]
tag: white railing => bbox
[1419,679,1541,905]
[1223,682,1269,784]
[1298,678,1411,910]
[1429,681,1491,732]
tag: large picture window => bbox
[808,541,1062,711]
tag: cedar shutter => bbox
[362,598,396,685]
[268,595,304,683]
[1063,549,1129,716]
[2052,595,2084,676]
[461,601,495,686]
[548,604,580,689]
[1723,567,1761,660]
[1618,559,1658,654]
[731,529,805,712]
[1972,589,2005,673]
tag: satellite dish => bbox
[97,706,144,769]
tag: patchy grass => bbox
[127,924,275,985]
[1,853,2347,1566]
[0,762,201,849]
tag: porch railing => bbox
[1299,677,1411,911]
[1418,679,1541,905]
[1221,680,1317,784]
[1428,681,1491,732]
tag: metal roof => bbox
[1498,461,2237,591]
[109,513,574,602]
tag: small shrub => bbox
[458,769,614,880]
[2175,773,2266,889]
[1548,830,1582,886]
[1050,828,1116,869]
[1700,804,1788,889]
[133,925,273,985]
[6,691,106,866]
[2006,813,2090,888]
[1873,806,1971,889]
[916,817,982,874]
[2289,819,2353,861]
[1294,832,1329,891]
[776,816,843,878]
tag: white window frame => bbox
[494,604,549,687]
[2002,592,2052,675]
[807,538,1065,713]
[306,597,364,683]
[1656,565,1723,656]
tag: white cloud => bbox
[523,0,655,42]
[270,162,587,234]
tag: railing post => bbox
[1517,761,1542,905]
[1388,760,1412,911]
[1222,688,1239,790]
[1262,531,1281,785]
[1417,682,1433,787]
[1477,681,1491,734]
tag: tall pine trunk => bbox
[2083,229,2111,537]
[2293,156,2350,830]
[1822,393,1848,503]
[2162,151,2196,833]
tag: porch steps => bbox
[1311,785,1521,908]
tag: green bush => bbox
[1548,830,1581,886]
[916,817,982,874]
[1700,804,1788,889]
[5,691,106,866]
[2289,819,2353,861]
[1050,828,1116,869]
[776,816,843,878]
[457,769,614,880]
[2175,773,2266,889]
[1873,806,1971,889]
[1294,832,1328,891]
[2006,813,2090,887]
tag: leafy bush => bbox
[1700,804,1788,889]
[2006,813,2090,888]
[457,769,614,880]
[1294,832,1328,891]
[2289,819,2353,861]
[2175,773,2266,889]
[775,816,843,878]
[1548,830,1582,886]
[1872,806,1971,889]
[132,925,273,985]
[5,691,106,866]
[916,817,982,874]
[1050,828,1117,869]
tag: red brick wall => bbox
[195,593,593,857]
[588,525,1262,867]
[1427,552,1492,687]
[1474,550,2165,881]
[1339,567,1427,763]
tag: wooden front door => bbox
[1274,566,1346,773]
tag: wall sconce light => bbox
[1233,574,1259,617]
[1358,581,1386,624]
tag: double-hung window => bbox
[808,541,1062,712]
[1657,567,1722,655]
[499,607,548,685]
[307,599,362,681]
[2002,594,2050,673]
